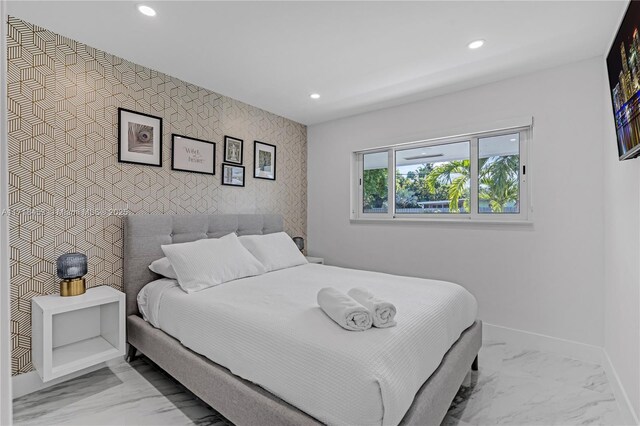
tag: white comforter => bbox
[139,264,477,426]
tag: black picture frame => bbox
[253,140,276,181]
[117,107,163,167]
[221,163,245,187]
[224,135,243,165]
[171,134,216,175]
[606,0,640,160]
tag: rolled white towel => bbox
[317,287,373,331]
[348,287,397,328]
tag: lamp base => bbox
[60,278,86,297]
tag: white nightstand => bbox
[32,286,125,382]
[305,256,325,264]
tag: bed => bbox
[124,214,482,426]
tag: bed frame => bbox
[123,214,482,426]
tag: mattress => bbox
[138,264,477,426]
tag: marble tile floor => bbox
[13,358,230,426]
[13,340,626,426]
[443,341,625,426]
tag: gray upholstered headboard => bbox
[123,214,284,316]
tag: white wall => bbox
[602,61,640,418]
[308,57,606,346]
[1,0,14,423]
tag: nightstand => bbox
[305,256,324,264]
[32,286,125,382]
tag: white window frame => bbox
[355,149,394,220]
[351,125,532,224]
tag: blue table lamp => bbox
[57,253,87,296]
[292,237,304,252]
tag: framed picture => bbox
[118,108,162,167]
[253,140,276,180]
[607,0,640,160]
[221,163,245,187]
[171,134,216,175]
[224,136,243,164]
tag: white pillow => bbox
[148,257,178,279]
[239,232,308,272]
[161,232,266,293]
[137,278,179,327]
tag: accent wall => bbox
[7,17,307,375]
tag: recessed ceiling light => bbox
[137,4,156,16]
[468,39,485,49]
[310,93,320,99]
[510,138,516,142]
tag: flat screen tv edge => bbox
[606,0,640,161]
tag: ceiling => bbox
[7,1,628,125]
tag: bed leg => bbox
[126,344,138,363]
[471,355,478,371]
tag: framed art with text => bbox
[171,134,216,175]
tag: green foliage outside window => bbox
[363,168,388,210]
[364,156,519,213]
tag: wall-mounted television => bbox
[607,1,640,161]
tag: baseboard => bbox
[483,322,638,425]
[602,350,640,426]
[483,322,604,364]
[12,362,108,399]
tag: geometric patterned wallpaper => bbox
[6,17,307,375]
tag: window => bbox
[362,152,389,214]
[395,141,470,215]
[478,133,520,214]
[353,126,530,222]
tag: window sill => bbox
[350,217,534,226]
